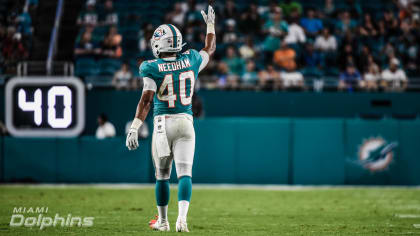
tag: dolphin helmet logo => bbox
[153,28,166,39]
[358,137,398,172]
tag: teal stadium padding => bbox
[98,58,122,76]
[2,90,420,137]
[85,75,113,87]
[3,137,151,183]
[75,58,98,77]
[292,119,345,185]
[69,90,420,136]
[2,118,420,185]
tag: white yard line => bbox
[395,214,420,219]
[413,224,420,229]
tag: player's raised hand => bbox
[126,128,139,150]
[201,5,215,25]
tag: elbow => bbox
[205,44,216,57]
[211,40,216,55]
[211,44,216,55]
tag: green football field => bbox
[0,185,419,235]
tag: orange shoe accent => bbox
[148,215,158,229]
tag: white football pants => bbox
[152,113,195,180]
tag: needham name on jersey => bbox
[157,58,192,72]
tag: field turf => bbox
[0,186,419,235]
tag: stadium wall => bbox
[2,118,420,185]
[1,89,420,135]
[84,90,420,135]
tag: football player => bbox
[126,5,216,232]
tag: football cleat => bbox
[149,215,170,231]
[176,218,189,232]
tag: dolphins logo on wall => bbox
[357,137,398,172]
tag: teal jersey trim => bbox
[167,24,177,48]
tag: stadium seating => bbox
[71,0,419,90]
[98,58,122,75]
[75,58,99,77]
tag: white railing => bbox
[46,0,64,75]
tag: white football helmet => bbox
[150,24,186,58]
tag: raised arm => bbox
[201,6,216,56]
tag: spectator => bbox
[262,7,288,52]
[281,67,304,89]
[359,13,378,37]
[223,46,245,79]
[314,28,337,52]
[239,36,256,60]
[16,9,32,38]
[112,63,133,90]
[100,26,122,58]
[300,8,323,38]
[395,0,415,20]
[77,0,98,26]
[138,23,154,53]
[357,45,371,73]
[258,64,282,90]
[222,19,238,44]
[336,11,357,35]
[302,43,323,70]
[405,40,418,73]
[380,58,408,91]
[184,0,201,25]
[166,2,186,27]
[100,0,118,26]
[338,64,363,91]
[363,55,381,91]
[324,0,335,16]
[74,31,99,59]
[2,27,28,70]
[241,61,259,88]
[239,3,261,35]
[284,18,306,44]
[273,41,297,71]
[279,0,302,18]
[338,44,356,70]
[216,62,230,89]
[343,0,362,18]
[96,113,116,139]
[382,10,400,39]
[223,0,237,21]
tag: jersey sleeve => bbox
[139,61,152,78]
[142,77,157,92]
[188,49,204,73]
[199,50,209,72]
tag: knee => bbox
[175,163,192,179]
[156,168,171,180]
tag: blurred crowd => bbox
[75,0,420,91]
[0,0,36,74]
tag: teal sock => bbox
[156,180,170,206]
[178,176,192,202]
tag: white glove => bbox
[201,5,215,34]
[201,5,215,25]
[126,128,139,151]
